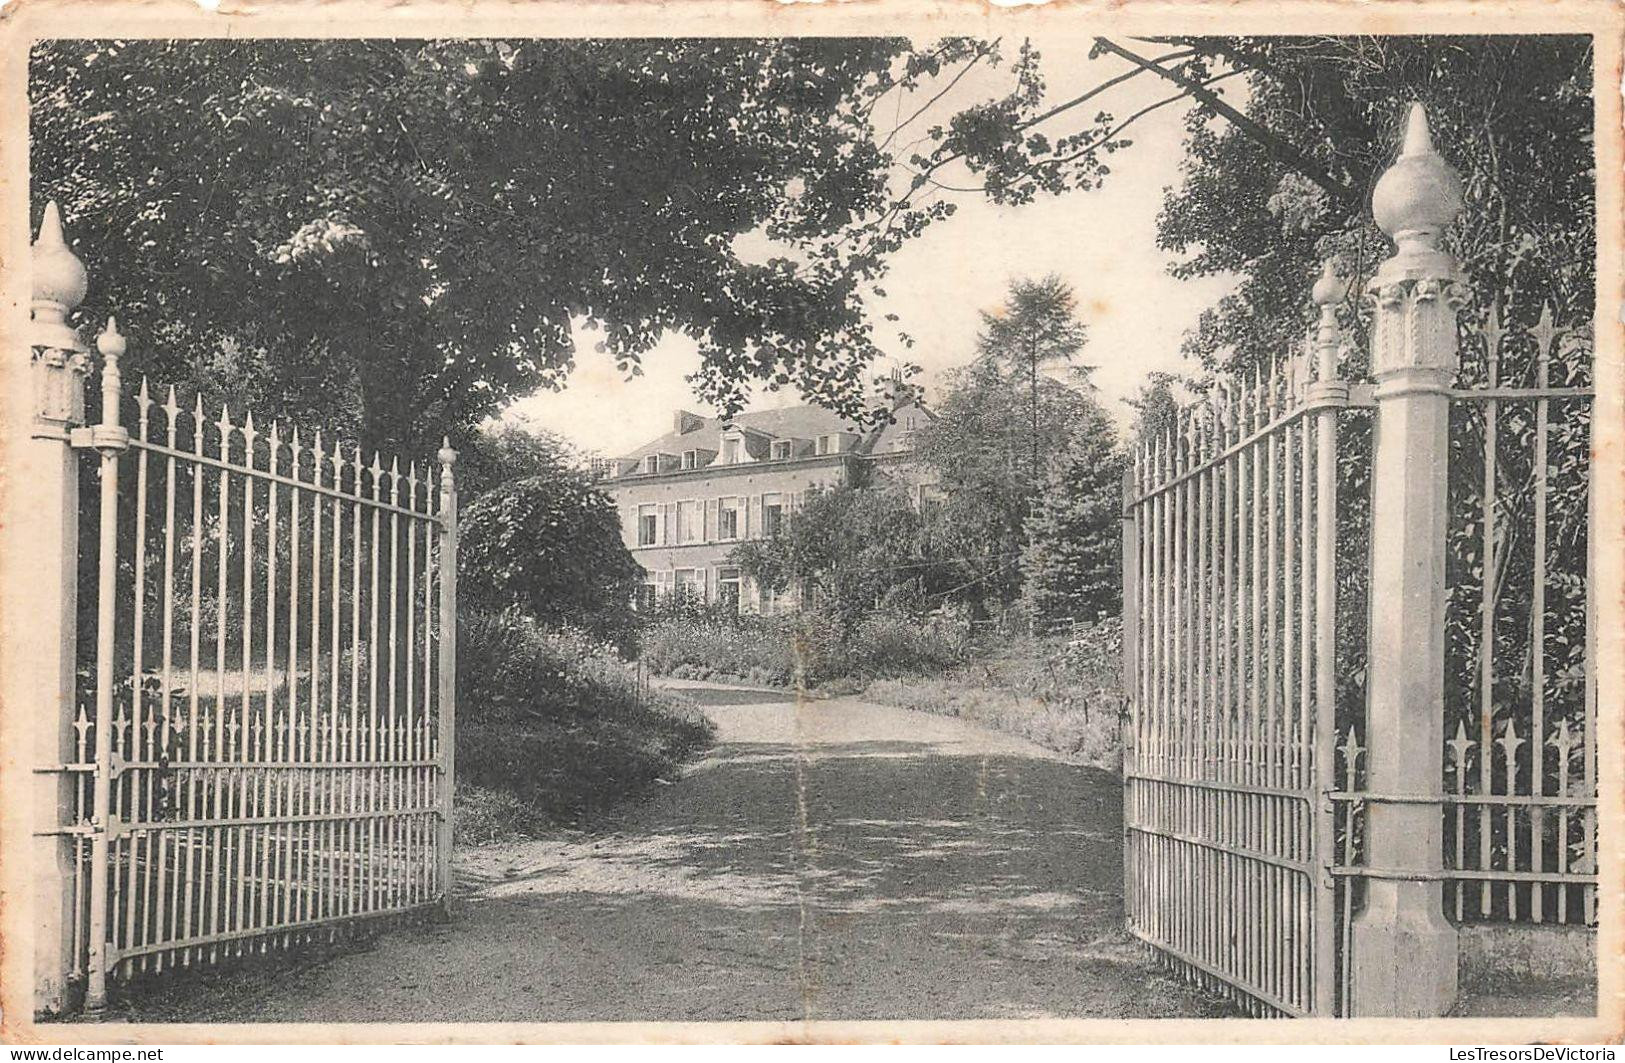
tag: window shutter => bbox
[705,498,719,542]
[749,495,760,538]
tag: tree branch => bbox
[1092,36,1361,211]
[880,45,991,151]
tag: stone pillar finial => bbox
[31,202,89,353]
[1366,103,1469,383]
[30,202,92,435]
[1370,103,1466,285]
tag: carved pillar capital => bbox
[31,345,92,439]
[1364,274,1472,388]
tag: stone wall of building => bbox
[606,453,856,610]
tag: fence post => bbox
[1350,102,1467,1016]
[1307,257,1349,1016]
[82,317,129,1014]
[436,438,458,918]
[1119,464,1138,931]
[21,203,92,1015]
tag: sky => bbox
[503,37,1239,459]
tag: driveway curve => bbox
[128,683,1226,1023]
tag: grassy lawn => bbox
[864,623,1124,769]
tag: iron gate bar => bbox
[1125,771,1315,801]
[127,438,439,518]
[1326,791,1597,808]
[113,809,441,832]
[1330,867,1598,884]
[1126,926,1307,1018]
[1124,821,1316,875]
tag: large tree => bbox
[35,36,1592,453]
[728,483,947,628]
[1022,396,1123,628]
[29,37,1020,453]
[887,35,1593,371]
[974,275,1089,484]
[911,351,1105,615]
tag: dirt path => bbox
[130,684,1228,1023]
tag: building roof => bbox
[618,405,870,463]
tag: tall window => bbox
[677,500,702,543]
[718,497,741,540]
[762,493,784,537]
[717,566,741,613]
[637,504,657,546]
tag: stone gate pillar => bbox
[20,203,92,1015]
[1351,103,1467,1016]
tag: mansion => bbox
[601,400,938,612]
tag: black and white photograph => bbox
[1,1,1619,1045]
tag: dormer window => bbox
[772,440,793,460]
[682,450,698,470]
[643,455,659,474]
[722,438,742,464]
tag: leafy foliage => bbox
[457,608,713,830]
[639,606,969,688]
[1023,399,1124,627]
[458,466,642,645]
[866,617,1126,769]
[911,277,1111,616]
[456,424,582,503]
[1149,36,1594,375]
[29,37,981,451]
[728,483,950,628]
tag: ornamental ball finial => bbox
[31,202,90,347]
[1311,258,1350,307]
[97,316,126,359]
[1371,102,1464,241]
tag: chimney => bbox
[674,409,704,435]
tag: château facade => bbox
[601,401,938,611]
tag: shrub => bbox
[843,607,972,678]
[455,608,714,833]
[638,604,971,687]
[865,615,1125,769]
[459,473,642,649]
[639,614,799,687]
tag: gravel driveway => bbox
[127,683,1227,1023]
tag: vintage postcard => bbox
[0,0,1619,1046]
